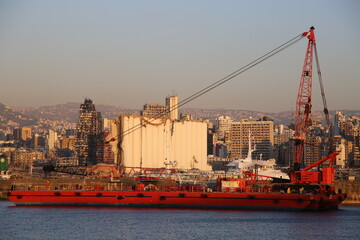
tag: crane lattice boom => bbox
[293,27,316,171]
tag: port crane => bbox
[290,26,337,184]
[293,27,316,172]
[293,26,332,171]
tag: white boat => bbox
[227,131,289,179]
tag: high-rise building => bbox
[230,119,274,160]
[166,95,178,120]
[46,129,58,151]
[20,127,32,141]
[333,136,346,168]
[59,135,75,150]
[304,135,322,166]
[32,134,39,148]
[274,124,294,166]
[215,116,232,140]
[213,143,228,158]
[141,104,167,118]
[103,118,112,131]
[13,127,32,141]
[12,128,21,141]
[97,132,115,164]
[141,95,178,120]
[333,111,346,136]
[353,146,360,167]
[11,149,44,168]
[74,98,103,165]
[180,113,193,121]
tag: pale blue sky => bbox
[0,0,359,112]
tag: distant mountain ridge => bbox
[0,103,37,128]
[177,108,360,126]
[11,102,140,123]
[2,102,360,128]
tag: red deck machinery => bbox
[290,151,338,184]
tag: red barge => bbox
[8,184,346,211]
[8,153,347,211]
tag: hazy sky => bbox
[0,0,359,112]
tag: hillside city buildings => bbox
[0,96,359,177]
[333,111,360,167]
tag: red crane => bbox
[293,26,316,171]
[290,26,337,184]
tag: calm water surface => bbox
[1,201,359,240]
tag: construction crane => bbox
[293,26,316,171]
[292,26,335,177]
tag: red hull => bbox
[8,190,346,211]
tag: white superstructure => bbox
[227,131,288,179]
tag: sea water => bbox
[1,201,359,240]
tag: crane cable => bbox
[112,32,307,141]
[313,44,333,154]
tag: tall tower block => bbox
[166,95,178,121]
[74,98,103,165]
